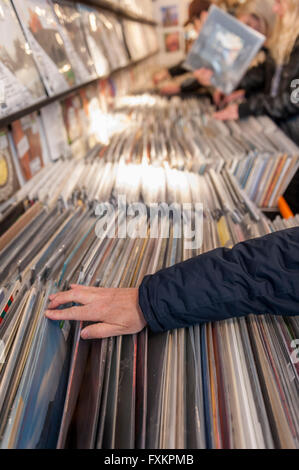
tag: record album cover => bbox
[11,112,45,181]
[78,5,110,78]
[0,128,20,203]
[123,20,148,62]
[12,0,76,96]
[62,94,87,159]
[95,12,129,70]
[51,0,97,84]
[40,101,71,161]
[0,0,46,119]
[184,5,265,94]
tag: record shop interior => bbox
[0,0,298,450]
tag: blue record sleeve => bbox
[184,5,265,95]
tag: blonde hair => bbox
[268,0,299,64]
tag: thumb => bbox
[81,323,124,340]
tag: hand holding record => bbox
[45,285,147,340]
[193,68,213,87]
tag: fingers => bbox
[48,286,97,309]
[213,111,223,120]
[81,323,125,340]
[45,304,101,322]
[69,284,99,291]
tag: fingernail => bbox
[81,330,89,340]
[45,310,55,317]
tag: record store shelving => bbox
[0,0,158,129]
[0,0,298,451]
[74,0,157,24]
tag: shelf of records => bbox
[0,0,159,124]
[0,136,298,448]
[114,95,299,211]
[1,94,299,229]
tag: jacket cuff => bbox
[238,102,252,119]
[138,276,164,333]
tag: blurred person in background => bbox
[213,0,299,214]
[153,0,211,96]
[199,0,277,105]
[212,0,276,105]
[212,0,299,144]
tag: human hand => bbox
[213,104,239,121]
[153,69,169,85]
[193,68,213,87]
[160,83,180,95]
[213,89,225,107]
[222,89,245,106]
[45,285,147,340]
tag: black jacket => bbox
[168,61,203,94]
[139,227,299,333]
[238,38,299,146]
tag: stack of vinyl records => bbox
[0,96,298,449]
[113,96,299,210]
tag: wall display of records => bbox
[0,128,20,203]
[11,112,46,181]
[0,0,46,119]
[0,0,158,126]
[12,0,76,96]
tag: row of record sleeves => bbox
[1,93,299,225]
[114,95,299,210]
[0,142,298,448]
[0,0,159,120]
[0,60,158,211]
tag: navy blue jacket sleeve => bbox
[139,228,299,333]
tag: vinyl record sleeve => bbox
[62,94,87,158]
[95,12,129,70]
[40,101,70,161]
[78,5,110,78]
[184,5,265,94]
[123,20,148,62]
[11,113,45,181]
[0,129,20,203]
[51,0,97,84]
[0,0,46,118]
[78,84,102,150]
[56,321,90,449]
[12,0,75,96]
[69,339,108,449]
